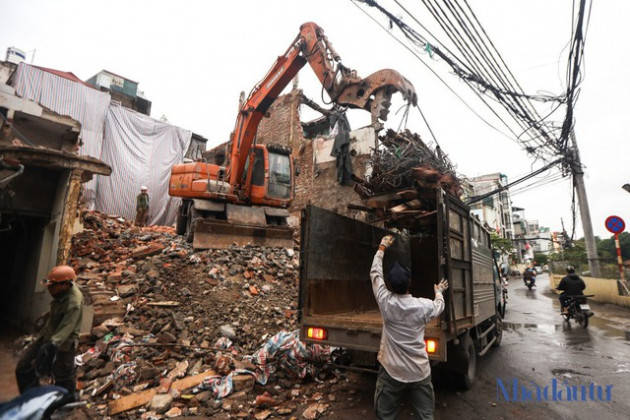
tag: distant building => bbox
[527,222,553,255]
[467,173,516,268]
[468,173,514,238]
[86,70,152,116]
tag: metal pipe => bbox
[0,164,24,186]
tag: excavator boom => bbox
[227,21,417,189]
[170,22,417,249]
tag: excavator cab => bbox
[268,151,292,199]
[245,144,293,205]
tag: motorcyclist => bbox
[557,265,586,314]
[523,266,536,287]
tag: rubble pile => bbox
[62,210,346,419]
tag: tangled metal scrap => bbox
[356,129,462,198]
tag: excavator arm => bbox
[227,21,417,190]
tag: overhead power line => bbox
[466,158,563,205]
[352,0,589,168]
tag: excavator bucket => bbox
[335,68,418,125]
[192,204,294,249]
[193,220,294,249]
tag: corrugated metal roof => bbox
[33,65,95,89]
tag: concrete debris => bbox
[149,393,173,414]
[219,324,237,340]
[302,402,329,419]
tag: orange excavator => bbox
[168,22,417,249]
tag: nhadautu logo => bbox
[497,378,613,402]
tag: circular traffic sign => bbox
[605,215,625,234]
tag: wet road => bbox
[432,273,630,419]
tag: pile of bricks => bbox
[61,210,347,419]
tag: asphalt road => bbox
[432,273,630,420]
[323,273,630,419]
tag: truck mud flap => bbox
[193,219,293,249]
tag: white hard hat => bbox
[141,185,148,190]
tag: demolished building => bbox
[0,82,111,330]
[207,87,379,228]
[4,61,196,226]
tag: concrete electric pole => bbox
[570,131,601,277]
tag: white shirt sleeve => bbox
[370,250,390,306]
[424,292,445,323]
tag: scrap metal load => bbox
[354,129,462,230]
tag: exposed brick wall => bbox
[257,89,302,150]
[256,88,374,228]
[289,140,369,227]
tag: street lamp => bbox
[623,183,630,193]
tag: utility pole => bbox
[569,130,601,277]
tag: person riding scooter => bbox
[557,265,586,314]
[523,266,536,288]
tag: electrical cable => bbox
[467,158,562,204]
[355,0,563,156]
[350,0,522,141]
[355,0,594,172]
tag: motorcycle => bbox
[561,294,594,328]
[523,272,536,289]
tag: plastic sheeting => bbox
[0,385,67,420]
[200,330,332,399]
[12,63,111,208]
[95,105,192,226]
[246,330,331,386]
[12,64,193,226]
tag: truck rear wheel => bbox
[492,315,503,348]
[455,335,476,390]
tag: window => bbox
[268,152,291,199]
[251,148,265,186]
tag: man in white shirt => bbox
[371,235,448,420]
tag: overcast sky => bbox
[2,0,628,239]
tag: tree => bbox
[490,233,514,254]
[533,252,549,265]
[597,232,630,261]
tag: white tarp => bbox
[96,104,192,226]
[12,63,111,208]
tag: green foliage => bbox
[563,238,587,260]
[490,233,514,254]
[597,232,630,261]
[533,252,549,265]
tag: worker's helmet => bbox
[46,265,76,284]
[566,265,575,274]
[141,185,148,191]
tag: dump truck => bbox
[298,187,504,388]
[168,22,416,249]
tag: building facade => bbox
[87,70,152,116]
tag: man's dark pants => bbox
[15,340,77,396]
[374,365,435,420]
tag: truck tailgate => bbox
[298,205,409,351]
